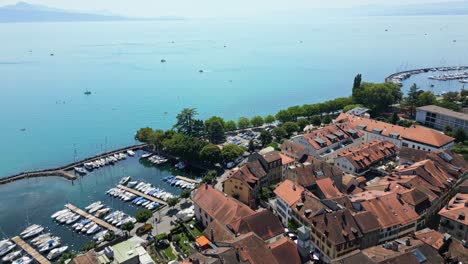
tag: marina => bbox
[117,185,168,206]
[11,236,51,264]
[385,66,468,86]
[64,204,121,234]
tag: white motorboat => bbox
[74,167,87,174]
[0,243,15,257]
[38,239,60,253]
[2,250,22,262]
[66,215,81,225]
[12,256,33,264]
[47,246,68,260]
[127,150,135,156]
[141,153,152,158]
[33,236,53,246]
[20,224,41,236]
[86,224,101,235]
[51,209,69,219]
[22,226,44,239]
[119,176,131,185]
[93,230,108,241]
[59,213,75,224]
[95,208,111,218]
[85,201,102,211]
[88,204,104,214]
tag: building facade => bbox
[416,105,468,133]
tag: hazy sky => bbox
[0,0,462,17]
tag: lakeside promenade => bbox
[0,144,149,185]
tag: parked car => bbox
[136,223,152,236]
[226,162,235,169]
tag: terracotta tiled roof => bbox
[226,165,259,190]
[279,153,294,166]
[399,188,429,207]
[193,184,255,227]
[414,228,445,251]
[203,219,235,242]
[70,250,98,264]
[299,123,362,150]
[359,192,420,228]
[274,179,305,206]
[291,191,327,220]
[353,211,381,233]
[336,113,454,148]
[280,141,307,160]
[395,159,454,191]
[269,237,301,264]
[313,209,363,245]
[263,151,282,163]
[224,232,279,264]
[316,177,343,199]
[399,147,429,163]
[289,158,343,189]
[237,210,284,241]
[337,140,398,171]
[438,193,468,225]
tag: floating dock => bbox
[175,175,200,184]
[11,236,51,264]
[117,184,167,206]
[65,203,120,233]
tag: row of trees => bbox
[136,126,245,164]
[405,84,468,116]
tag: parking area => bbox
[225,129,261,148]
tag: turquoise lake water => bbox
[0,15,467,250]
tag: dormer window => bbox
[372,128,383,134]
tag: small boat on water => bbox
[127,181,138,188]
[2,250,22,262]
[89,204,104,214]
[38,238,60,253]
[20,224,41,236]
[85,201,102,211]
[51,209,69,219]
[31,233,51,244]
[95,208,111,218]
[86,224,101,235]
[141,153,152,159]
[12,256,33,264]
[22,226,44,239]
[0,243,15,257]
[119,176,131,185]
[47,246,68,260]
[66,215,81,225]
[127,150,135,156]
[74,167,87,174]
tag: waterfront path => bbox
[12,236,51,264]
[175,176,200,184]
[65,203,120,233]
[117,185,167,206]
[0,144,148,185]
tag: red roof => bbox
[337,140,398,171]
[196,236,210,247]
[226,165,259,190]
[280,153,295,166]
[270,237,301,264]
[336,113,454,148]
[193,184,255,227]
[316,177,343,199]
[299,123,362,150]
[274,179,304,206]
[438,193,468,226]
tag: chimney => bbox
[459,213,466,221]
[301,191,306,202]
[293,184,297,191]
[405,238,411,246]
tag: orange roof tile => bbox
[269,237,301,264]
[414,228,445,251]
[337,140,398,171]
[280,153,294,166]
[196,236,210,247]
[315,177,343,199]
[438,193,468,226]
[274,179,304,206]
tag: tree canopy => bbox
[200,144,222,164]
[206,118,225,144]
[173,108,204,137]
[355,82,402,114]
[225,120,237,131]
[238,117,251,129]
[222,144,245,162]
[264,115,276,124]
[250,116,265,127]
[272,127,287,140]
[259,131,273,146]
[282,122,300,136]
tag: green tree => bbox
[205,116,225,129]
[359,82,402,114]
[173,108,203,137]
[272,127,287,140]
[407,83,419,116]
[443,92,459,103]
[389,113,400,125]
[225,120,237,131]
[104,231,116,241]
[259,187,273,201]
[206,119,225,143]
[311,115,322,126]
[282,122,299,136]
[444,125,453,136]
[297,118,309,131]
[163,133,208,161]
[121,222,135,231]
[135,127,155,143]
[416,91,437,107]
[303,104,320,118]
[454,128,466,142]
[238,117,251,129]
[200,144,222,164]
[81,241,97,252]
[343,104,364,113]
[250,116,265,127]
[135,209,153,223]
[180,189,191,199]
[202,170,217,184]
[276,110,294,123]
[248,139,256,152]
[259,131,273,146]
[264,115,276,124]
[352,73,362,99]
[268,142,279,150]
[147,129,166,150]
[167,197,180,208]
[222,144,245,161]
[322,115,332,125]
[398,120,415,128]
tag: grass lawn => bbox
[185,220,203,238]
[178,232,191,254]
[162,246,177,260]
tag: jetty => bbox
[117,184,167,206]
[175,175,200,184]
[11,236,51,264]
[0,144,148,185]
[65,203,120,233]
[384,66,468,86]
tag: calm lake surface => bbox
[0,15,467,249]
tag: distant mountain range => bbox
[0,2,182,23]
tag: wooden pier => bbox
[117,185,167,206]
[11,236,51,264]
[0,144,148,185]
[65,204,120,233]
[175,175,200,184]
